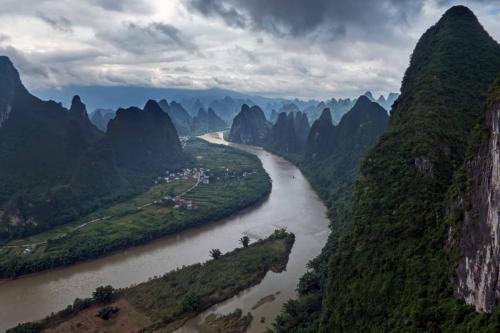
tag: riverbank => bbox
[8,230,295,333]
[0,133,329,332]
[0,139,271,278]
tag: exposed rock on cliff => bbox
[455,83,500,312]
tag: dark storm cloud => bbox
[186,0,423,38]
[0,44,50,79]
[36,12,73,32]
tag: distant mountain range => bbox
[228,94,388,161]
[35,85,397,128]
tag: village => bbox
[153,166,255,210]
[153,167,211,210]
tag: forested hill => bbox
[268,5,500,333]
[272,5,500,332]
[0,58,186,240]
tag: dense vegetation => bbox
[271,6,500,332]
[0,139,271,277]
[0,60,185,241]
[268,96,389,333]
[225,72,389,333]
[8,229,295,333]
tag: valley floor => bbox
[8,230,295,333]
[0,139,271,278]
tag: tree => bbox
[180,291,200,312]
[209,248,222,260]
[92,285,114,303]
[239,235,250,248]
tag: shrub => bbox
[209,248,222,260]
[92,285,114,303]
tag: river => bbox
[0,132,330,332]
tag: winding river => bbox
[0,133,330,332]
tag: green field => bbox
[8,230,295,333]
[0,139,271,277]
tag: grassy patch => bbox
[0,139,271,278]
[8,230,295,333]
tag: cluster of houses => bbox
[151,166,256,211]
[154,167,211,185]
[152,167,214,210]
[153,195,195,210]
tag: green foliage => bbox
[120,231,294,330]
[273,6,500,333]
[315,6,500,333]
[7,231,293,330]
[6,323,42,333]
[180,291,201,312]
[0,139,271,277]
[209,248,222,260]
[72,297,93,312]
[240,235,250,248]
[92,285,114,303]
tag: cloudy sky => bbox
[0,0,499,99]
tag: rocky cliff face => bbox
[455,93,500,312]
[0,56,27,128]
[228,104,270,145]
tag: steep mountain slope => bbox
[90,108,114,131]
[278,102,300,114]
[106,100,184,172]
[454,79,500,313]
[269,109,278,123]
[377,92,399,111]
[0,57,92,238]
[332,96,388,157]
[0,58,186,240]
[191,107,227,135]
[316,6,500,332]
[207,96,250,123]
[68,95,103,143]
[158,99,192,136]
[266,112,302,154]
[306,98,355,124]
[301,96,389,224]
[304,108,335,160]
[293,111,311,146]
[228,104,271,145]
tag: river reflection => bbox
[0,132,329,332]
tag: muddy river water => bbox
[0,132,330,332]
